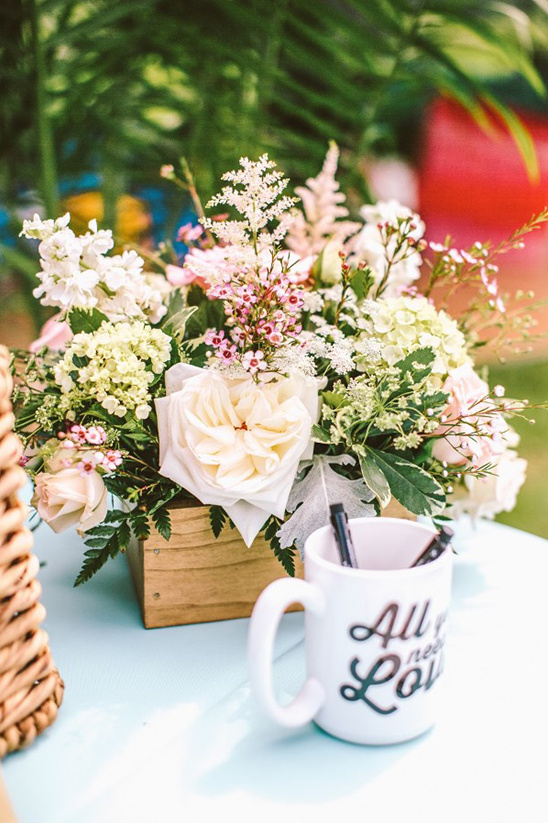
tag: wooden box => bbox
[126,500,304,629]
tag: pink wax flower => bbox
[432,364,508,466]
[205,329,225,347]
[85,426,107,445]
[216,340,237,363]
[243,350,266,375]
[29,314,73,353]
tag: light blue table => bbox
[3,519,548,823]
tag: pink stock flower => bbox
[165,264,198,288]
[29,314,73,353]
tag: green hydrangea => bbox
[54,321,172,420]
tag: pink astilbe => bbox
[286,142,360,257]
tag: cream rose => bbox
[32,467,108,534]
[432,364,507,466]
[156,365,318,546]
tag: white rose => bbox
[450,448,527,521]
[32,468,108,534]
[156,365,318,546]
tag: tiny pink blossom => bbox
[216,341,237,363]
[77,460,96,476]
[85,426,107,445]
[266,331,284,345]
[69,424,87,443]
[205,328,225,347]
[242,350,266,374]
[209,284,233,300]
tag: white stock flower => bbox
[32,467,108,533]
[156,365,318,545]
[21,213,168,323]
[350,200,424,296]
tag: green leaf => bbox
[152,506,172,541]
[68,308,108,335]
[365,448,446,516]
[130,512,151,541]
[349,268,372,301]
[272,543,297,577]
[357,450,391,508]
[395,347,436,384]
[321,390,347,409]
[75,533,120,586]
[311,424,332,443]
[209,505,227,538]
[162,305,199,339]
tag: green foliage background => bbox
[2,0,548,219]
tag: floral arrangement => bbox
[11,146,547,584]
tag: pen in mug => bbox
[411,525,454,567]
[329,503,358,569]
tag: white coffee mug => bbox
[248,517,453,745]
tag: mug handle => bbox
[248,577,326,728]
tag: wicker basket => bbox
[0,345,64,757]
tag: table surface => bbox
[3,517,548,823]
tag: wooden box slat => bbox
[126,501,303,629]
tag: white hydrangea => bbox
[54,320,172,419]
[349,200,424,297]
[20,214,168,324]
[357,295,471,378]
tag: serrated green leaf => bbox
[68,308,109,335]
[365,448,446,516]
[152,507,171,541]
[75,533,120,586]
[83,537,110,549]
[83,525,116,537]
[209,505,227,538]
[272,543,297,577]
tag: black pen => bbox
[329,503,358,569]
[411,525,453,567]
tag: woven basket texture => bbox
[0,345,64,758]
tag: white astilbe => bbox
[286,143,360,257]
[277,455,375,554]
[202,155,297,252]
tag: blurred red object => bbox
[419,98,548,230]
[418,98,548,353]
